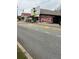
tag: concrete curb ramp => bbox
[17,41,33,59]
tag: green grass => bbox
[17,46,27,59]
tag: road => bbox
[17,25,61,59]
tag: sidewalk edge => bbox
[17,41,33,59]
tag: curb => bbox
[37,23,61,28]
[17,41,33,59]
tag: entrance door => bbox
[53,16,61,24]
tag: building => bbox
[40,9,61,24]
[31,7,61,24]
[21,13,31,21]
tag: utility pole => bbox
[17,6,18,16]
[22,9,24,13]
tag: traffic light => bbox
[32,8,37,22]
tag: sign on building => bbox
[31,6,40,17]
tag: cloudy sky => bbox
[17,0,60,15]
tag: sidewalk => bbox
[17,21,61,32]
[17,21,61,29]
[37,22,61,28]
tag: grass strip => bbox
[17,46,27,59]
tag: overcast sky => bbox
[17,0,60,15]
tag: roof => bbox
[40,9,61,16]
[21,13,31,16]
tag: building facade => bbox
[37,9,61,24]
[21,13,31,21]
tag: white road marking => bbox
[17,42,33,59]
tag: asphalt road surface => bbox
[17,25,61,59]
